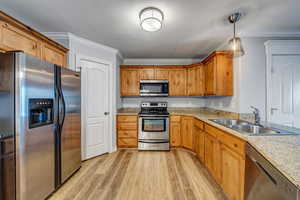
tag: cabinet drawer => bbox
[205,124,224,138]
[170,115,181,122]
[117,115,137,122]
[219,133,245,156]
[117,122,137,130]
[118,130,137,138]
[118,138,137,148]
[194,119,204,130]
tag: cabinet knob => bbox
[104,112,110,116]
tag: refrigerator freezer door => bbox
[0,52,16,200]
[15,53,55,200]
[59,67,81,183]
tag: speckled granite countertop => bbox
[117,107,300,188]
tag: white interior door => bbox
[267,55,300,127]
[80,58,110,160]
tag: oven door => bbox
[140,80,168,97]
[139,116,169,140]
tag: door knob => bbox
[270,108,278,115]
[104,112,110,116]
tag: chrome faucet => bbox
[250,106,260,125]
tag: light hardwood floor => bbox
[48,149,227,200]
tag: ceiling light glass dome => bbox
[139,7,164,32]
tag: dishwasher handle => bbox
[254,159,277,185]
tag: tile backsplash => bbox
[121,97,206,108]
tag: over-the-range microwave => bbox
[140,80,169,97]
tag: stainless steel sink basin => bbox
[209,119,299,136]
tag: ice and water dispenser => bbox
[29,99,54,128]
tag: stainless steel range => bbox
[138,102,170,151]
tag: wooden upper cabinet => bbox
[155,68,169,80]
[119,51,233,97]
[0,22,41,58]
[203,51,233,96]
[169,68,187,96]
[120,67,140,96]
[139,67,155,80]
[0,12,68,66]
[181,116,194,150]
[42,42,66,67]
[187,64,205,96]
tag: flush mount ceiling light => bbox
[139,7,164,32]
[228,12,245,57]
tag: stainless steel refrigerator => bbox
[0,51,81,200]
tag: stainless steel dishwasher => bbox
[245,143,299,200]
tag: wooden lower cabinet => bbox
[204,133,221,183]
[117,115,138,148]
[180,116,194,150]
[170,116,181,147]
[193,124,205,163]
[220,144,245,200]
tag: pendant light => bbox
[228,12,245,57]
[139,7,164,32]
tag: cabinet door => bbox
[220,144,245,200]
[215,54,233,96]
[42,42,66,66]
[187,67,196,96]
[181,116,193,149]
[169,69,187,96]
[170,122,181,147]
[204,133,221,183]
[195,65,205,96]
[120,69,140,96]
[205,56,216,95]
[194,126,205,163]
[155,68,169,80]
[139,67,155,80]
[0,22,41,58]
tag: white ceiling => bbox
[1,0,300,58]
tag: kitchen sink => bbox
[209,119,299,136]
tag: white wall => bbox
[204,37,300,121]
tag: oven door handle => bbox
[139,116,169,119]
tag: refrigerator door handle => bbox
[58,86,66,129]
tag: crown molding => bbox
[122,58,203,65]
[240,32,300,38]
[43,32,124,58]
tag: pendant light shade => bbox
[229,37,244,57]
[228,12,245,57]
[139,7,164,32]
